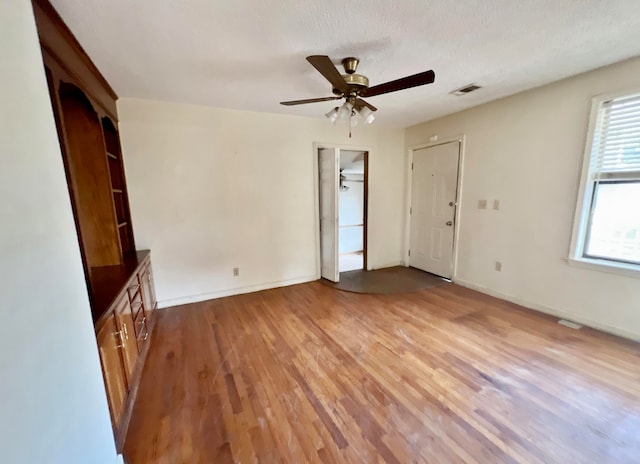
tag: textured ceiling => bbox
[49,0,640,128]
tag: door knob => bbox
[446,221,453,226]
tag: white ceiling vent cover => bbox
[450,84,482,96]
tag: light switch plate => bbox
[493,199,500,210]
[478,199,487,209]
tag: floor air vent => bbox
[558,319,583,330]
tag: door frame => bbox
[313,142,371,279]
[404,135,466,280]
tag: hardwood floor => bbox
[123,282,640,463]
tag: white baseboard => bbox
[454,278,640,342]
[157,275,318,309]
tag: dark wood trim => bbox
[363,151,369,271]
[40,45,118,122]
[32,0,118,101]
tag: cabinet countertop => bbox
[89,249,150,325]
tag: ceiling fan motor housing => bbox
[331,57,369,96]
[332,74,369,95]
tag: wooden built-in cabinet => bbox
[94,252,157,442]
[32,0,158,450]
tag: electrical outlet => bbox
[495,261,502,272]
[478,199,487,209]
[493,199,500,210]
[233,267,239,277]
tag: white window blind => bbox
[579,92,640,266]
[590,93,640,180]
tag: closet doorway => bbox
[316,145,368,282]
[338,150,368,273]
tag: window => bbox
[570,91,640,274]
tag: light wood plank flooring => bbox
[124,282,640,463]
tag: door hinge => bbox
[411,162,414,170]
[408,250,411,256]
[410,207,412,215]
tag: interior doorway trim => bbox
[313,142,371,279]
[404,135,466,281]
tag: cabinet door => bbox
[140,263,157,315]
[113,292,138,383]
[97,314,128,426]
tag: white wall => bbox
[406,57,640,340]
[118,99,405,306]
[0,1,117,463]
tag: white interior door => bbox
[319,148,339,282]
[409,142,460,278]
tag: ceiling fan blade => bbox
[355,98,377,112]
[280,96,342,106]
[306,55,349,93]
[362,70,435,97]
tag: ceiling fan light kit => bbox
[325,107,339,123]
[359,106,375,125]
[324,101,375,137]
[281,55,435,137]
[337,101,354,122]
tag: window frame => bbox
[568,89,640,278]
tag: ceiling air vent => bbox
[450,84,482,96]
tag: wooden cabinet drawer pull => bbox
[136,317,149,341]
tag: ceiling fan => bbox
[280,55,435,128]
